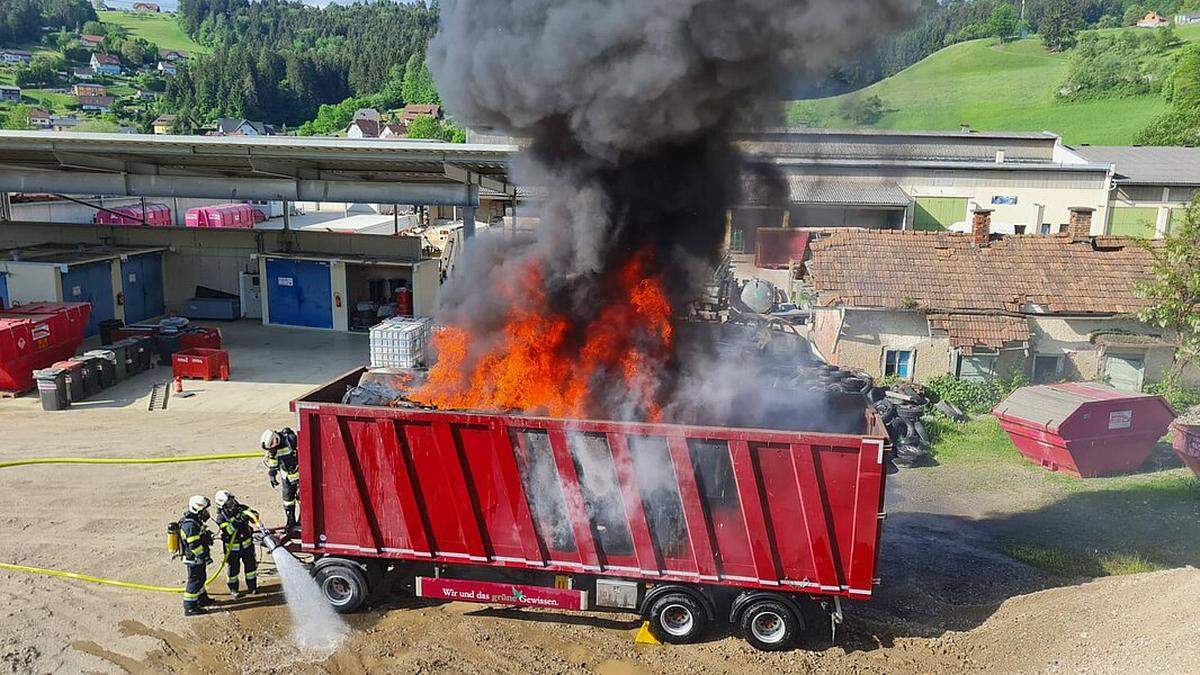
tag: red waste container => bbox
[0,303,92,393]
[1171,415,1200,478]
[994,382,1176,477]
[178,327,221,350]
[172,348,230,381]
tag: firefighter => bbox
[213,490,259,597]
[261,428,300,530]
[179,495,215,616]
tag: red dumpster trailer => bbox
[0,302,91,393]
[288,370,889,650]
[93,203,172,227]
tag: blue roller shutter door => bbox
[61,261,116,337]
[0,272,8,309]
[121,253,165,324]
[265,258,333,329]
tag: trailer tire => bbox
[740,599,799,651]
[647,593,707,644]
[313,561,369,613]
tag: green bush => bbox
[924,373,1027,414]
[1143,380,1200,411]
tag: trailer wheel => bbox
[648,593,707,644]
[740,599,799,651]
[313,561,368,613]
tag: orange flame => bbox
[412,249,673,420]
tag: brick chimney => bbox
[1068,207,1095,241]
[971,207,993,245]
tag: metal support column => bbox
[0,191,10,222]
[282,201,291,230]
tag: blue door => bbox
[265,258,333,328]
[121,253,165,324]
[0,272,8,309]
[61,261,115,337]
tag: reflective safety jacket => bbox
[179,511,213,565]
[265,427,300,482]
[215,503,258,552]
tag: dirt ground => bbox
[3,388,1200,673]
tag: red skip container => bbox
[1171,421,1200,478]
[172,348,230,381]
[0,303,91,393]
[993,382,1176,478]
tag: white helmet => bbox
[188,495,211,514]
[261,430,280,450]
[214,490,235,508]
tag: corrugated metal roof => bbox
[786,178,911,207]
[1069,145,1200,186]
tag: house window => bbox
[957,350,997,381]
[1033,354,1064,383]
[884,349,913,379]
[1013,224,1026,235]
[1040,223,1052,235]
[730,228,746,253]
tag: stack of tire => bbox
[868,384,931,467]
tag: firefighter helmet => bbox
[214,490,235,508]
[188,495,211,514]
[260,429,280,450]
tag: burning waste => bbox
[411,0,919,429]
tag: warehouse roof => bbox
[0,131,517,205]
[807,230,1157,316]
[785,178,911,207]
[1068,145,1200,186]
[0,243,168,266]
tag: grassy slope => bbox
[798,25,1200,145]
[98,10,205,53]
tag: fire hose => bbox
[0,452,261,593]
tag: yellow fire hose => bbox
[0,452,262,594]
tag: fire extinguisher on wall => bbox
[395,286,413,317]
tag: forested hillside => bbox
[166,0,439,127]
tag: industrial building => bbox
[0,132,516,333]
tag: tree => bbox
[1137,195,1200,386]
[1040,0,1083,52]
[406,114,441,139]
[401,54,439,105]
[986,4,1019,43]
[839,94,886,125]
[2,105,32,131]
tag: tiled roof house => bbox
[803,208,1194,390]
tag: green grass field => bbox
[793,26,1200,145]
[98,10,205,53]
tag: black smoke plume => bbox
[426,0,918,422]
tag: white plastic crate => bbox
[369,316,432,369]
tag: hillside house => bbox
[50,115,78,131]
[346,118,381,139]
[0,86,20,103]
[78,95,115,112]
[132,2,161,11]
[1176,13,1200,24]
[27,108,51,128]
[152,114,177,134]
[400,104,442,124]
[1,49,33,65]
[90,53,122,76]
[803,208,1198,390]
[380,122,407,139]
[73,67,95,81]
[354,108,381,121]
[72,83,107,98]
[157,61,177,76]
[1137,11,1170,27]
[159,49,188,61]
[208,118,275,136]
[79,35,104,50]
